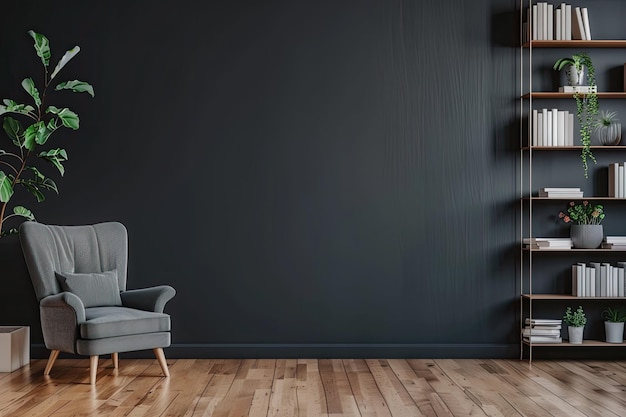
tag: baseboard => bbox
[30,343,519,359]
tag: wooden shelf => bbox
[522,145,626,150]
[522,92,626,99]
[523,197,626,200]
[523,247,626,252]
[522,40,626,48]
[523,339,626,347]
[522,294,626,300]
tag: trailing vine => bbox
[574,52,598,178]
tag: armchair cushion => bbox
[80,306,170,340]
[55,269,122,308]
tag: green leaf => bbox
[0,171,14,203]
[1,99,36,117]
[38,148,68,176]
[21,78,41,107]
[28,30,51,68]
[24,121,51,149]
[46,106,79,130]
[3,117,24,146]
[55,80,95,97]
[50,46,80,80]
[13,206,35,221]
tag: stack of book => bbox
[602,236,626,250]
[538,187,583,198]
[523,3,591,42]
[524,237,573,250]
[523,318,562,343]
[531,109,574,147]
[608,163,626,198]
[572,262,626,297]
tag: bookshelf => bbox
[519,1,626,361]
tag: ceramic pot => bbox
[570,224,603,249]
[568,326,584,344]
[605,321,625,343]
[565,64,586,86]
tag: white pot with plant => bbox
[592,110,622,146]
[563,306,587,344]
[602,307,626,343]
[558,201,605,249]
[553,52,599,178]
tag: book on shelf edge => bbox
[524,336,562,343]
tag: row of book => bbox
[537,187,583,198]
[531,109,575,147]
[524,237,572,250]
[523,2,592,42]
[608,163,626,198]
[523,318,562,344]
[572,262,626,297]
[602,236,626,250]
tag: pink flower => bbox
[564,216,571,223]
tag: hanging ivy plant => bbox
[554,52,599,178]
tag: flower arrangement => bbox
[558,200,605,225]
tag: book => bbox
[537,112,544,146]
[532,109,538,146]
[558,86,597,93]
[555,8,561,40]
[523,328,561,336]
[525,318,562,325]
[609,163,619,198]
[581,7,591,40]
[567,113,574,146]
[557,110,565,147]
[547,4,554,40]
[572,7,586,40]
[540,187,581,192]
[524,336,562,343]
[564,4,572,40]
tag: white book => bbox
[573,7,586,40]
[542,109,548,146]
[555,9,561,40]
[564,110,569,146]
[567,113,574,146]
[590,262,601,297]
[546,108,553,146]
[552,109,558,147]
[619,268,625,297]
[617,163,624,198]
[541,187,581,192]
[572,264,579,296]
[557,110,565,146]
[581,7,591,40]
[525,318,562,325]
[577,262,585,297]
[538,3,544,40]
[532,109,538,146]
[565,5,572,40]
[543,3,549,40]
[547,4,554,40]
[558,86,597,93]
[525,336,562,343]
[533,5,538,40]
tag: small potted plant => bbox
[558,201,605,248]
[553,52,599,178]
[592,110,622,146]
[563,306,587,344]
[602,307,626,343]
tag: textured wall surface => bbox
[0,0,519,357]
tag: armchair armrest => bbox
[39,292,86,353]
[120,285,176,313]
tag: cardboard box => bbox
[0,326,29,372]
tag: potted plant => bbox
[0,30,94,237]
[553,52,599,178]
[563,306,587,344]
[558,200,605,248]
[602,307,626,343]
[592,110,622,146]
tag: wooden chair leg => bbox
[153,348,170,377]
[43,350,60,376]
[90,355,99,385]
[112,352,119,369]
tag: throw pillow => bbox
[55,269,122,308]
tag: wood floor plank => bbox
[1,358,625,417]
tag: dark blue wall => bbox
[0,0,520,358]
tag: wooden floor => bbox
[1,358,625,416]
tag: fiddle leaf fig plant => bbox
[0,30,94,237]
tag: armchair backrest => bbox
[19,222,129,302]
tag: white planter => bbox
[0,326,30,372]
[568,325,584,344]
[605,321,625,343]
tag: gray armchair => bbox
[19,221,175,384]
